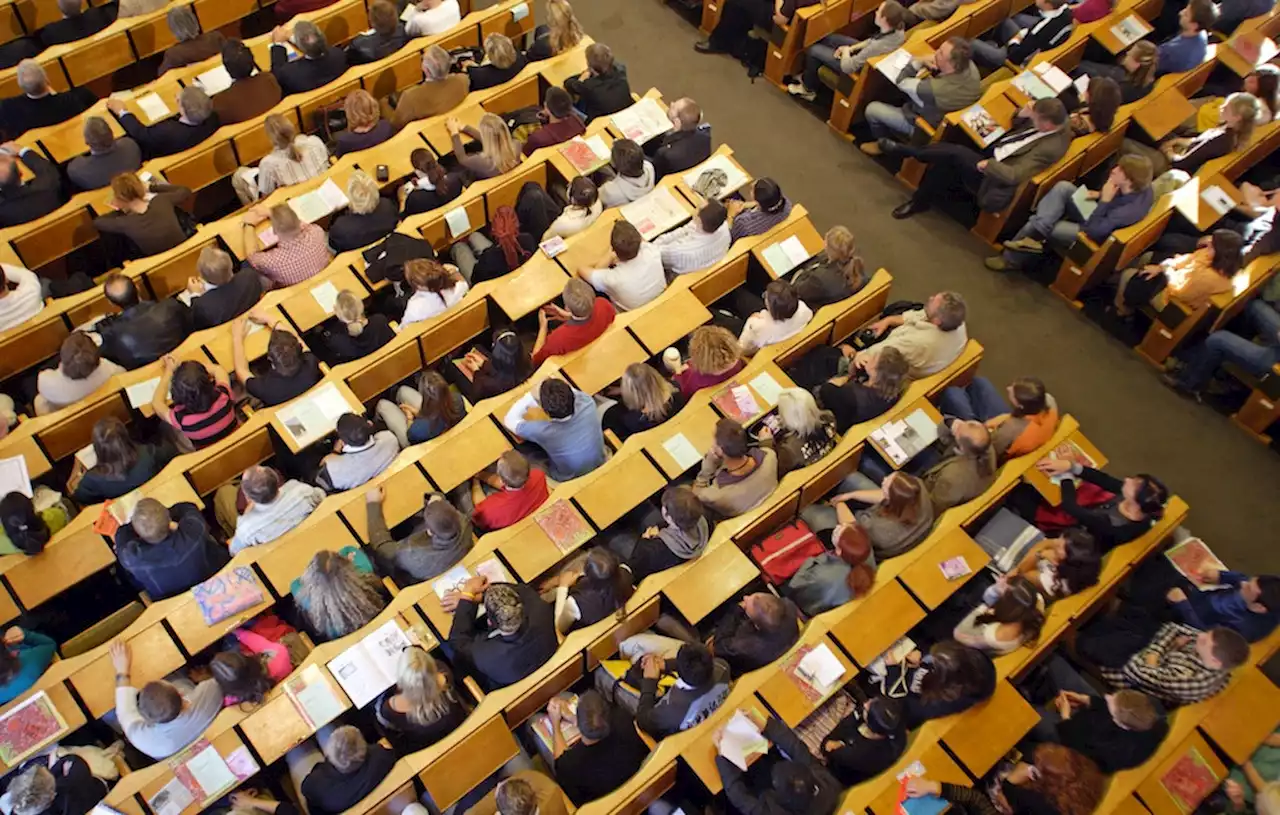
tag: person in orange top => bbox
[1116,229,1243,315]
[939,376,1058,461]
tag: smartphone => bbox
[376,164,389,183]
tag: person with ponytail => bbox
[792,225,868,309]
[237,114,327,203]
[448,205,536,284]
[400,148,465,217]
[548,547,635,634]
[375,646,468,751]
[457,330,533,401]
[316,290,394,365]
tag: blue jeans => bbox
[938,377,1011,421]
[1177,300,1280,390]
[970,37,1009,68]
[1003,181,1085,265]
[865,101,916,140]
[803,34,858,89]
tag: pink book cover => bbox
[192,566,265,625]
[534,500,593,554]
[1161,747,1220,813]
[0,692,67,765]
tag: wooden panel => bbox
[362,50,426,99]
[193,0,256,31]
[62,32,134,85]
[4,527,115,609]
[1135,731,1228,815]
[574,454,666,530]
[318,0,368,45]
[503,654,582,727]
[14,0,75,34]
[129,12,178,58]
[145,240,212,300]
[340,464,431,541]
[70,622,184,718]
[1200,668,1280,764]
[299,79,361,133]
[663,543,758,625]
[188,426,274,495]
[941,679,1041,776]
[13,208,96,270]
[169,574,274,654]
[420,417,509,492]
[829,580,925,666]
[258,513,360,595]
[897,527,991,610]
[0,5,22,45]
[0,316,69,380]
[346,339,422,403]
[559,330,648,394]
[38,392,129,460]
[163,140,239,190]
[417,297,488,363]
[798,444,860,508]
[689,254,748,305]
[485,160,546,215]
[418,714,519,809]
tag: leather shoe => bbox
[694,40,721,53]
[877,137,904,156]
[1160,373,1202,402]
[892,200,928,220]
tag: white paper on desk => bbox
[0,456,31,499]
[1071,184,1098,220]
[1033,62,1073,94]
[796,643,845,691]
[610,97,674,145]
[748,372,783,405]
[184,744,237,800]
[138,171,153,185]
[75,443,97,471]
[1201,185,1235,216]
[475,557,512,584]
[584,134,610,160]
[289,190,331,225]
[310,280,339,314]
[176,289,195,307]
[875,47,913,82]
[732,385,760,417]
[444,205,471,237]
[225,745,258,781]
[257,225,278,249]
[778,235,809,268]
[433,564,473,600]
[761,243,794,276]
[136,93,171,123]
[1110,15,1147,47]
[511,1,529,20]
[278,382,350,445]
[662,432,702,470]
[194,65,233,95]
[718,710,770,771]
[620,186,686,240]
[318,178,349,211]
[327,619,411,708]
[1074,74,1090,95]
[125,376,161,409]
[681,154,749,200]
[149,777,194,815]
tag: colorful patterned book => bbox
[0,691,68,765]
[534,500,593,554]
[192,566,265,625]
[1160,746,1220,813]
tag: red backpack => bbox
[750,518,826,585]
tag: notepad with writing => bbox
[326,620,413,708]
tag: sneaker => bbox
[1160,373,1202,402]
[787,84,817,102]
[984,256,1009,271]
[859,141,883,157]
[1003,236,1044,254]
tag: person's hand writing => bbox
[440,590,463,613]
[641,654,664,679]
[462,575,488,595]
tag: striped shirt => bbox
[257,136,330,197]
[729,198,794,242]
[170,383,239,446]
[654,221,731,275]
[1100,622,1232,705]
[249,223,333,287]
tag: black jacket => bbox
[67,137,143,191]
[1007,7,1074,66]
[119,111,221,159]
[17,755,107,815]
[301,744,396,815]
[328,197,399,252]
[564,66,632,121]
[466,53,528,90]
[0,150,63,227]
[1056,703,1169,772]
[345,26,408,64]
[37,3,117,47]
[0,87,96,140]
[717,719,842,815]
[711,601,800,674]
[97,298,191,369]
[448,583,558,688]
[115,502,229,599]
[191,267,263,330]
[650,124,713,179]
[271,44,349,95]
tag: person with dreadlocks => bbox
[291,549,387,641]
[448,205,537,284]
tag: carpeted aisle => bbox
[570,0,1279,572]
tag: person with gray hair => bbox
[117,0,167,21]
[287,724,395,814]
[219,465,325,553]
[37,0,115,47]
[106,86,220,158]
[389,44,469,129]
[187,244,264,329]
[0,755,109,815]
[66,116,142,191]
[158,5,227,74]
[328,169,398,251]
[0,58,95,140]
[651,97,713,179]
[270,18,348,95]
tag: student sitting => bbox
[767,387,838,475]
[654,199,731,276]
[527,0,584,61]
[345,1,406,64]
[1068,76,1123,137]
[400,149,465,216]
[463,33,527,90]
[211,40,284,125]
[548,548,635,634]
[888,639,996,728]
[860,38,982,155]
[457,331,534,402]
[0,626,56,704]
[1032,459,1168,551]
[116,498,229,600]
[609,642,730,738]
[1,755,108,815]
[714,711,841,815]
[270,21,349,96]
[858,416,995,513]
[502,379,607,481]
[469,451,550,532]
[0,144,63,228]
[702,592,801,674]
[366,486,472,583]
[390,47,470,130]
[335,91,393,158]
[523,87,585,156]
[953,575,1046,655]
[70,418,176,504]
[782,520,877,615]
[95,275,190,370]
[401,259,469,325]
[615,486,710,581]
[816,345,910,432]
[314,291,395,365]
[651,97,713,179]
[0,492,66,555]
[994,744,1105,815]
[533,278,617,365]
[850,291,968,378]
[1164,295,1280,400]
[1155,0,1215,75]
[994,528,1101,602]
[111,641,222,759]
[789,1,908,102]
[968,0,1074,70]
[1122,93,1258,177]
[35,332,125,416]
[986,155,1155,273]
[463,772,570,815]
[0,60,96,140]
[106,86,219,159]
[546,177,603,238]
[290,725,396,815]
[234,114,329,205]
[234,318,323,407]
[153,358,240,449]
[375,646,468,752]
[317,414,400,492]
[821,697,907,785]
[448,113,524,180]
[94,173,194,259]
[186,247,263,331]
[1125,555,1280,643]
[694,418,779,518]
[0,264,43,333]
[376,370,466,447]
[564,43,631,121]
[1115,229,1244,317]
[791,226,867,309]
[443,578,558,688]
[224,466,326,554]
[811,470,933,559]
[598,139,655,208]
[244,204,334,288]
[729,178,794,240]
[328,171,398,252]
[404,0,460,36]
[1075,41,1158,103]
[213,624,294,706]
[602,363,686,439]
[577,220,667,311]
[738,280,815,354]
[449,207,537,284]
[938,376,1059,461]
[293,550,387,640]
[667,326,746,399]
[546,690,649,805]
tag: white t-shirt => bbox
[585,243,667,311]
[0,265,44,333]
[406,0,461,36]
[402,280,469,325]
[738,300,814,352]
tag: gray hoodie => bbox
[599,160,656,208]
[658,516,710,559]
[116,679,222,759]
[368,493,473,583]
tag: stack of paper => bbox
[795,644,844,692]
[0,456,32,499]
[620,186,687,240]
[125,376,161,409]
[682,154,750,199]
[136,93,171,123]
[277,382,352,446]
[718,711,770,771]
[194,65,233,95]
[558,136,611,174]
[610,97,675,144]
[326,620,414,708]
[1032,62,1074,94]
[875,48,914,82]
[760,235,810,275]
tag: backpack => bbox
[750,518,825,585]
[503,105,546,144]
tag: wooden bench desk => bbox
[338,461,432,542]
[1134,89,1198,142]
[0,521,115,611]
[828,578,926,667]
[420,415,510,493]
[864,396,943,472]
[1022,428,1108,505]
[71,618,185,718]
[417,713,521,809]
[662,542,758,625]
[645,402,719,478]
[278,266,371,333]
[558,329,649,395]
[936,678,1040,776]
[572,451,666,530]
[1199,667,1280,764]
[0,682,86,771]
[499,496,591,581]
[167,569,275,656]
[680,689,771,794]
[896,526,990,610]
[860,739,969,815]
[753,217,825,279]
[239,668,351,764]
[421,103,487,158]
[1134,729,1228,815]
[268,376,366,455]
[626,287,712,356]
[488,253,568,322]
[757,632,857,728]
[1091,13,1153,54]
[257,511,362,596]
[137,728,250,815]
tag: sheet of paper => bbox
[510,1,529,20]
[1201,185,1234,216]
[224,746,258,780]
[400,3,414,20]
[796,643,844,690]
[194,65,233,95]
[327,639,392,709]
[718,710,770,771]
[748,372,783,405]
[903,408,936,441]
[778,235,809,268]
[875,48,913,82]
[1071,184,1098,220]
[1033,62,1073,93]
[0,456,31,499]
[318,178,349,211]
[1074,74,1090,95]
[138,171,152,185]
[184,745,237,800]
[289,190,331,224]
[361,620,412,681]
[584,135,610,160]
[662,432,702,470]
[620,186,687,240]
[313,381,352,422]
[149,777,194,815]
[257,225,278,248]
[293,665,344,727]
[75,443,98,471]
[136,93,171,123]
[125,376,161,409]
[1012,71,1055,100]
[433,563,472,600]
[761,243,794,275]
[475,557,511,584]
[310,280,339,314]
[444,205,471,237]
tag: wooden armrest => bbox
[1077,233,1099,252]
[463,675,485,704]
[381,576,400,597]
[111,753,130,777]
[603,428,623,450]
[139,591,154,606]
[915,117,935,137]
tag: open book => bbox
[868,409,938,467]
[277,382,352,447]
[610,97,674,144]
[289,178,350,224]
[284,664,345,729]
[0,691,68,765]
[558,136,611,174]
[621,186,688,241]
[326,620,414,708]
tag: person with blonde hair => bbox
[404,0,460,36]
[316,290,394,364]
[329,170,397,251]
[792,225,867,308]
[289,724,395,814]
[292,549,387,641]
[243,202,333,287]
[1125,91,1259,175]
[389,45,470,129]
[336,89,393,157]
[766,387,838,475]
[401,258,469,325]
[463,33,527,90]
[234,113,328,204]
[667,325,745,398]
[106,86,219,159]
[528,0,584,60]
[447,112,522,178]
[67,115,141,192]
[93,172,194,258]
[603,363,687,439]
[375,646,468,751]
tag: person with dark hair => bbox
[546,689,649,805]
[709,592,801,673]
[212,40,284,125]
[1033,459,1168,551]
[443,578,558,688]
[0,60,96,140]
[376,369,466,447]
[400,148,465,216]
[270,20,349,96]
[817,344,911,431]
[449,206,537,284]
[861,38,982,153]
[154,357,239,448]
[729,178,793,240]
[694,418,779,518]
[549,548,636,633]
[233,312,323,406]
[939,376,1059,461]
[599,139,655,207]
[821,697,907,784]
[462,771,569,815]
[214,624,293,706]
[226,465,326,553]
[111,641,222,759]
[67,116,143,192]
[0,142,63,228]
[577,220,666,311]
[70,418,176,503]
[37,0,116,48]
[894,640,996,728]
[523,86,586,155]
[1166,571,1280,643]
[402,258,469,325]
[714,710,841,815]
[533,278,617,365]
[953,575,1046,654]
[502,379,606,481]
[738,279,814,354]
[95,274,191,369]
[1070,75,1123,135]
[346,0,407,64]
[317,413,400,492]
[614,486,710,581]
[1162,294,1280,401]
[547,176,603,238]
[1156,0,1215,74]
[654,199,731,275]
[470,450,550,532]
[563,43,631,121]
[0,492,67,555]
[35,331,125,415]
[0,625,56,704]
[93,172,195,259]
[457,329,534,400]
[292,549,386,640]
[116,497,228,599]
[967,0,1074,70]
[990,528,1100,602]
[608,641,729,738]
[366,485,472,583]
[1117,228,1244,317]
